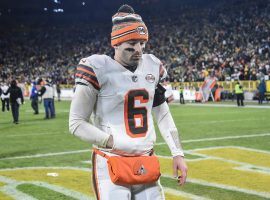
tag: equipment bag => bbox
[93,148,161,185]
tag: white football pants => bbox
[92,151,165,200]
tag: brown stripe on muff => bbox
[92,151,101,200]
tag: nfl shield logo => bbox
[132,75,138,82]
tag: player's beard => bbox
[130,53,142,66]
[115,47,142,70]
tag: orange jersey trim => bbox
[77,67,97,77]
[92,151,100,200]
[75,73,100,90]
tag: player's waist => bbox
[94,147,153,157]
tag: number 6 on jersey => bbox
[124,89,149,137]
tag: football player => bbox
[69,4,187,200]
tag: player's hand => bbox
[106,135,114,148]
[173,155,188,186]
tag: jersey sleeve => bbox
[153,102,184,157]
[69,84,110,147]
[75,58,101,91]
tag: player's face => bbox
[115,40,146,67]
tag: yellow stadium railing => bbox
[60,80,270,94]
[172,80,270,93]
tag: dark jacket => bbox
[30,85,39,100]
[5,81,24,104]
[258,80,266,94]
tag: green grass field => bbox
[0,100,270,200]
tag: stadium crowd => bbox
[0,0,269,84]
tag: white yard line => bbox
[188,145,270,155]
[0,150,90,161]
[2,133,62,137]
[1,167,209,200]
[187,178,270,199]
[235,165,270,175]
[0,175,93,200]
[178,118,267,125]
[185,103,270,109]
[156,133,270,145]
[1,133,270,161]
[186,146,270,174]
[162,174,270,199]
[0,176,37,200]
[163,187,211,200]
[0,166,91,172]
[0,164,269,199]
[186,147,270,174]
[28,181,92,200]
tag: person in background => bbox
[51,81,56,116]
[1,81,10,112]
[38,79,55,119]
[234,81,244,106]
[56,82,61,101]
[30,81,39,114]
[257,79,266,104]
[4,80,24,124]
[179,85,185,104]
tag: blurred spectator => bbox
[4,80,24,124]
[0,0,269,83]
[179,85,185,104]
[56,82,61,101]
[234,81,244,106]
[38,79,55,119]
[1,81,10,112]
[257,79,266,104]
[30,81,39,114]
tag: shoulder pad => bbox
[79,55,108,69]
[143,54,166,79]
[143,54,161,65]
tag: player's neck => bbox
[125,65,137,73]
[114,57,137,73]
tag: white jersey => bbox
[42,85,54,99]
[75,54,161,155]
[1,85,10,99]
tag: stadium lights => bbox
[44,8,48,11]
[53,9,64,13]
[82,2,86,6]
[53,0,61,4]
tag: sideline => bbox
[182,103,270,109]
[156,132,270,145]
[0,150,89,161]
